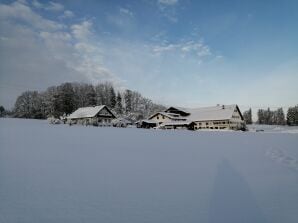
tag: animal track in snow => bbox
[266,148,298,172]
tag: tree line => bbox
[242,106,298,126]
[11,82,166,122]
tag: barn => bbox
[67,105,116,126]
[149,104,245,131]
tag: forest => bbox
[10,82,165,122]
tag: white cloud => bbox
[32,0,64,11]
[119,7,134,17]
[32,0,43,8]
[152,39,212,60]
[71,21,93,40]
[46,1,64,11]
[157,0,179,22]
[60,10,74,19]
[0,1,64,30]
[158,0,178,6]
[0,1,123,108]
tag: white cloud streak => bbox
[60,10,74,19]
[0,1,64,30]
[158,0,178,6]
[32,0,64,11]
[119,7,134,17]
[152,39,212,61]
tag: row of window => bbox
[195,126,227,130]
[197,121,227,125]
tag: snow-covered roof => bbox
[141,119,158,124]
[166,105,243,122]
[149,112,187,120]
[67,105,112,119]
[160,121,193,126]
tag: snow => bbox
[67,105,105,119]
[168,104,239,122]
[0,118,298,223]
[248,124,298,134]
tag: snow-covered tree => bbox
[274,108,285,125]
[124,89,132,114]
[109,86,116,109]
[115,92,123,115]
[85,84,96,106]
[0,105,6,117]
[14,91,43,118]
[287,105,298,126]
[52,83,75,118]
[12,82,166,121]
[243,108,252,124]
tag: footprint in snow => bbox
[266,148,298,172]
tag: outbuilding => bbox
[67,105,116,126]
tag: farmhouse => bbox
[67,105,116,126]
[149,104,245,130]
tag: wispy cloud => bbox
[158,0,178,6]
[151,39,212,62]
[106,7,136,31]
[71,21,93,40]
[32,0,64,11]
[119,7,134,17]
[60,10,74,19]
[157,0,179,22]
[0,1,64,30]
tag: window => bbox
[162,115,165,119]
[206,122,209,125]
[157,116,159,120]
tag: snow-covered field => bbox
[248,124,298,134]
[0,118,298,223]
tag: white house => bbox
[149,104,245,130]
[67,105,116,126]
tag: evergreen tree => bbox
[95,83,105,105]
[287,105,298,126]
[243,108,252,124]
[124,89,132,114]
[53,83,75,118]
[257,109,264,124]
[0,105,5,117]
[275,108,285,125]
[115,92,123,114]
[109,86,116,108]
[85,85,96,106]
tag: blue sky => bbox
[0,0,297,113]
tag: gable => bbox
[164,107,190,116]
[97,106,115,118]
[232,105,244,120]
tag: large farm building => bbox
[147,104,245,130]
